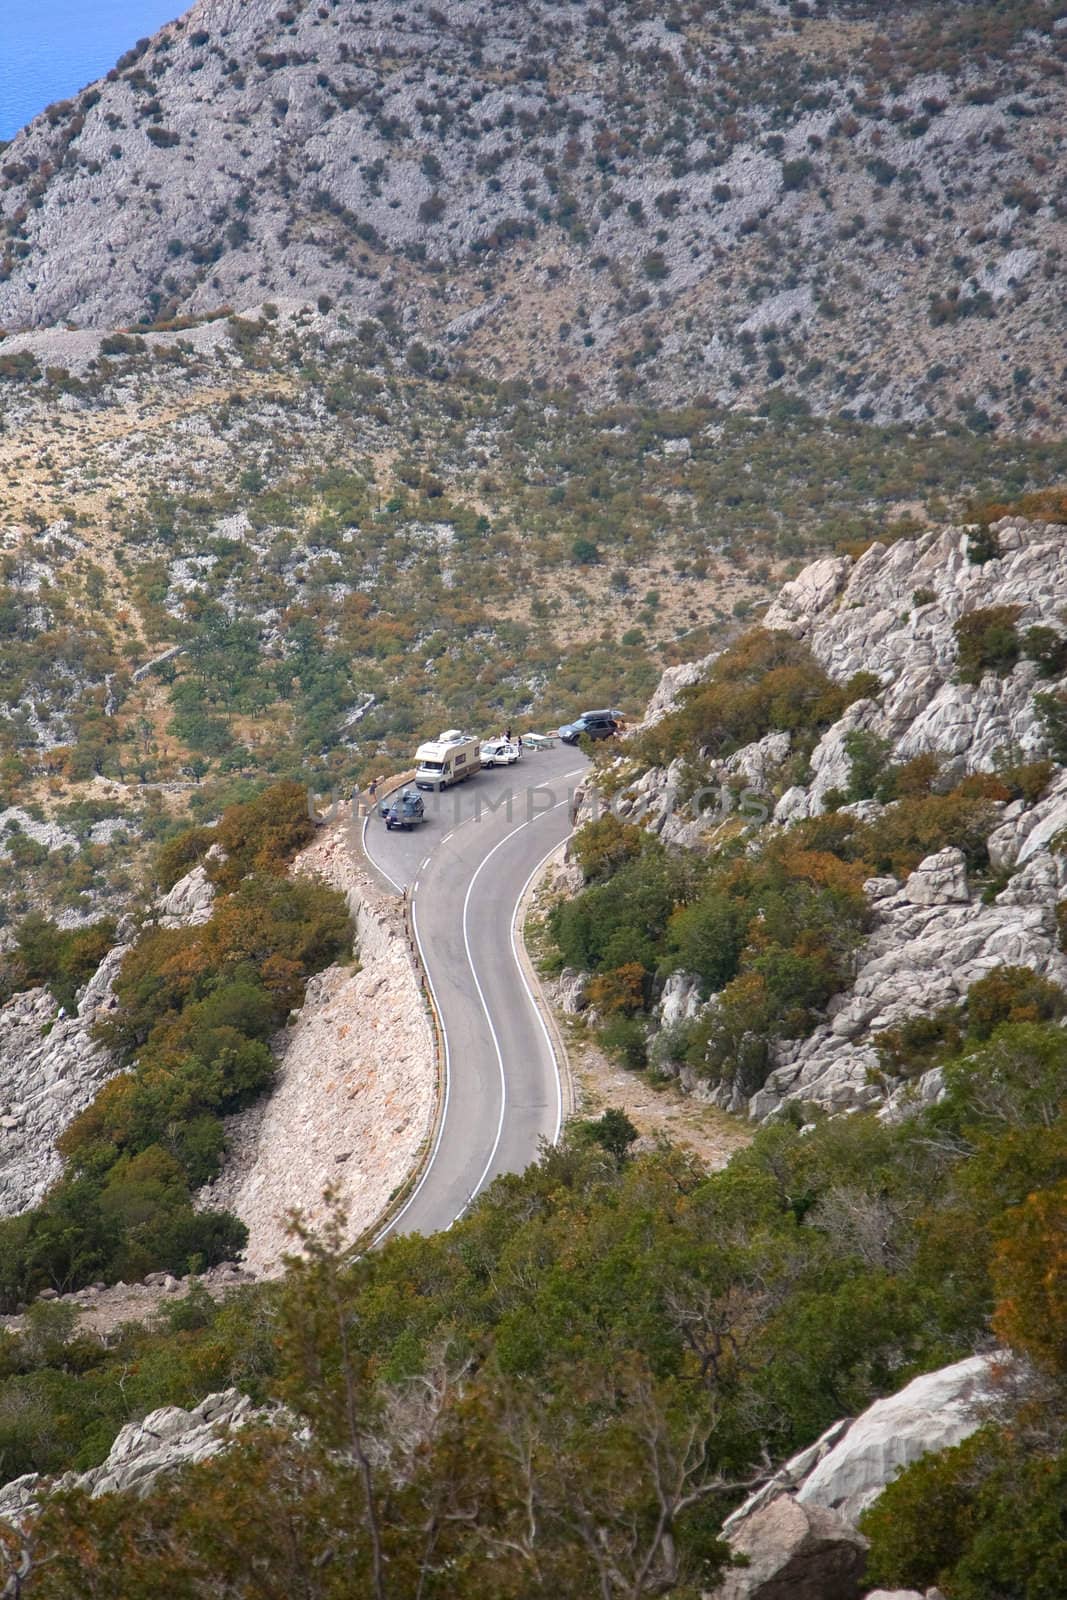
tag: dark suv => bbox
[559,708,618,744]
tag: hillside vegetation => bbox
[1,1021,1065,1596]
[3,311,1064,927]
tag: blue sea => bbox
[0,0,185,141]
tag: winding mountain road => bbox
[364,746,589,1240]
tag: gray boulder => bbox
[712,1494,868,1600]
[903,848,970,907]
[0,1389,256,1525]
[157,863,216,928]
[795,1353,1003,1526]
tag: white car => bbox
[480,739,522,767]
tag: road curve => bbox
[363,745,588,1240]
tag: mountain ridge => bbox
[1,0,1065,428]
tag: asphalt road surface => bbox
[364,744,589,1239]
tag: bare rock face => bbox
[768,520,1067,801]
[793,1354,1002,1527]
[714,1355,1004,1599]
[201,815,436,1270]
[627,518,1067,1123]
[634,652,717,733]
[0,1390,255,1524]
[157,863,216,928]
[0,945,128,1213]
[902,848,970,907]
[552,968,588,1016]
[712,1495,868,1600]
[746,845,1067,1121]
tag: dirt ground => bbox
[566,1018,750,1169]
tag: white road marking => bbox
[455,796,571,1221]
[367,757,585,1239]
[441,829,455,844]
[512,840,567,1145]
[361,807,406,894]
[369,884,451,1246]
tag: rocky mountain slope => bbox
[1,0,1065,428]
[0,806,435,1274]
[573,513,1067,1120]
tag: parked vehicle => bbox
[414,729,482,790]
[558,709,619,745]
[379,786,425,829]
[480,738,522,768]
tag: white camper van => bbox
[414,729,482,791]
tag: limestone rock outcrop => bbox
[157,864,216,928]
[723,1353,1002,1544]
[712,1494,868,1600]
[0,944,128,1212]
[765,519,1067,807]
[622,518,1067,1122]
[0,1389,255,1524]
[794,1354,1002,1526]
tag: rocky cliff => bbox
[1,0,1065,427]
[599,515,1067,1121]
[0,942,129,1212]
[202,814,436,1269]
[0,811,436,1271]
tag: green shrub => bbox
[636,628,856,769]
[954,605,1022,684]
[154,824,214,891]
[1035,690,1067,761]
[966,525,1001,565]
[967,966,1067,1039]
[13,915,117,1013]
[572,815,644,883]
[210,780,315,891]
[1022,625,1067,679]
[862,1432,1067,1600]
[598,1015,648,1069]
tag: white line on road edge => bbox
[453,796,572,1224]
[361,807,405,895]
[369,886,451,1246]
[511,840,568,1145]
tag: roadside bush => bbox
[586,962,648,1016]
[954,605,1022,684]
[598,1014,648,1069]
[549,841,692,977]
[572,814,643,883]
